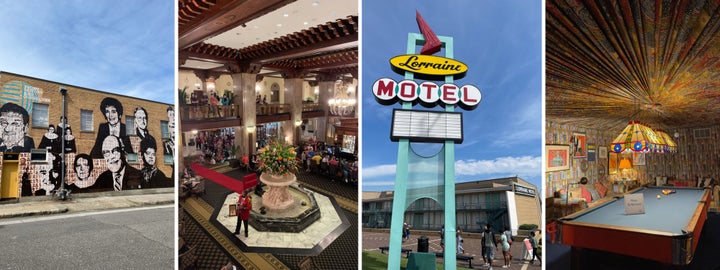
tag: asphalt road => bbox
[0,205,174,269]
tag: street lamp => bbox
[58,87,69,200]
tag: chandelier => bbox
[328,79,356,116]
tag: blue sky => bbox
[0,0,175,104]
[361,0,543,191]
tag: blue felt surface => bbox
[569,187,706,234]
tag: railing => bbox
[180,104,241,121]
[302,103,321,112]
[256,103,290,115]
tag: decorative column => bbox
[283,70,305,146]
[228,63,261,156]
[316,73,336,144]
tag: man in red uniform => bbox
[234,190,252,237]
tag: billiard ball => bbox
[657,195,661,199]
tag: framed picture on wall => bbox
[598,146,608,159]
[609,152,618,174]
[572,132,587,158]
[587,145,596,162]
[546,145,571,172]
[633,152,646,166]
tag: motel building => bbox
[361,176,541,234]
[0,71,174,201]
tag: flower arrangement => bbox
[257,140,298,176]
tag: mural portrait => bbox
[90,97,134,158]
[88,135,143,191]
[134,107,151,141]
[64,153,94,193]
[140,136,172,188]
[163,106,174,157]
[38,125,60,153]
[0,103,35,152]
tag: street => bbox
[0,205,174,269]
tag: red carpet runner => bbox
[190,163,246,194]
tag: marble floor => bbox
[214,189,343,250]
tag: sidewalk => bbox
[0,188,175,219]
[363,229,542,269]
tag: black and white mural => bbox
[1,80,174,197]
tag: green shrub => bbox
[519,224,538,230]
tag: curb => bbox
[0,193,175,219]
[0,204,69,219]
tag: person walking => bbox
[481,224,499,270]
[529,231,541,264]
[234,190,252,237]
[500,228,511,268]
[440,225,445,251]
[457,226,465,254]
[503,226,513,260]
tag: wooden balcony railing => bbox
[256,103,289,115]
[180,104,241,121]
[302,103,321,112]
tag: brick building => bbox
[0,71,174,200]
[362,176,541,234]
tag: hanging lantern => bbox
[610,121,664,153]
[655,129,677,152]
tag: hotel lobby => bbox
[176,0,358,269]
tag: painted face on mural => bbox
[135,109,147,130]
[0,111,27,146]
[102,136,123,173]
[167,109,175,129]
[144,147,156,166]
[39,169,51,185]
[75,158,91,180]
[168,110,175,139]
[104,106,119,126]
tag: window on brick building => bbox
[32,103,49,128]
[160,120,169,138]
[80,110,93,131]
[126,115,135,135]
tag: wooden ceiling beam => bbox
[179,0,297,49]
[249,34,357,64]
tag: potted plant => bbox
[257,140,298,176]
[178,86,188,105]
[228,144,241,168]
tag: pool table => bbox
[558,186,711,265]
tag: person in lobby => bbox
[234,189,252,238]
[89,135,143,191]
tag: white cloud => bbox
[363,155,541,179]
[455,156,540,176]
[362,164,396,178]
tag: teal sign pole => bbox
[387,33,458,270]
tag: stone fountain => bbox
[250,172,320,232]
[259,173,296,210]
